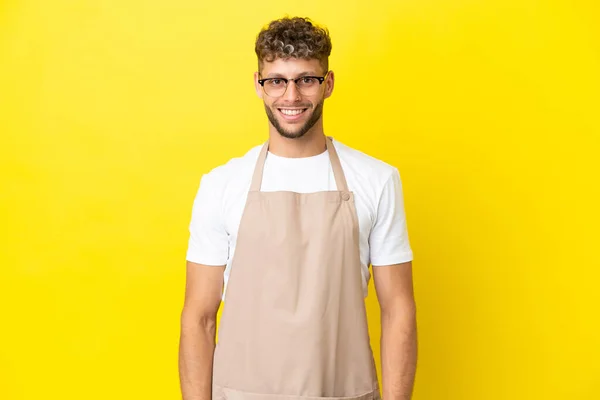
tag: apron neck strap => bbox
[250,136,349,192]
[325,136,350,192]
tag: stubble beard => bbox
[265,100,324,140]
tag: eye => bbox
[268,79,284,86]
[301,77,316,84]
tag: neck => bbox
[267,120,327,158]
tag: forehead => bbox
[261,57,325,77]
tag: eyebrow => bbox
[265,72,318,78]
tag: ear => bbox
[323,70,335,100]
[254,71,264,99]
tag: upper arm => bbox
[370,168,415,313]
[186,173,230,266]
[369,168,413,267]
[372,261,415,314]
[181,261,225,322]
[182,172,230,321]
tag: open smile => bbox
[277,107,308,121]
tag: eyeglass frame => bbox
[257,71,330,97]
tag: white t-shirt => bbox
[186,138,414,298]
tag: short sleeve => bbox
[185,174,229,266]
[369,168,414,266]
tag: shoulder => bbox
[198,143,263,195]
[332,138,399,194]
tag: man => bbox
[179,16,417,400]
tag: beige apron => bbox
[213,136,381,400]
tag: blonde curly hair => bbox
[255,16,332,72]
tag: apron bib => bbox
[212,136,380,400]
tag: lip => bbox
[277,108,308,122]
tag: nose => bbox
[282,80,301,102]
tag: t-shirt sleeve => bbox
[185,173,229,266]
[369,168,414,266]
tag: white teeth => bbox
[280,109,304,116]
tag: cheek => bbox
[308,97,321,109]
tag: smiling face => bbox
[255,57,334,140]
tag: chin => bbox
[278,129,308,140]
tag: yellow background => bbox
[1,0,599,399]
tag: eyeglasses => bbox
[258,71,329,97]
